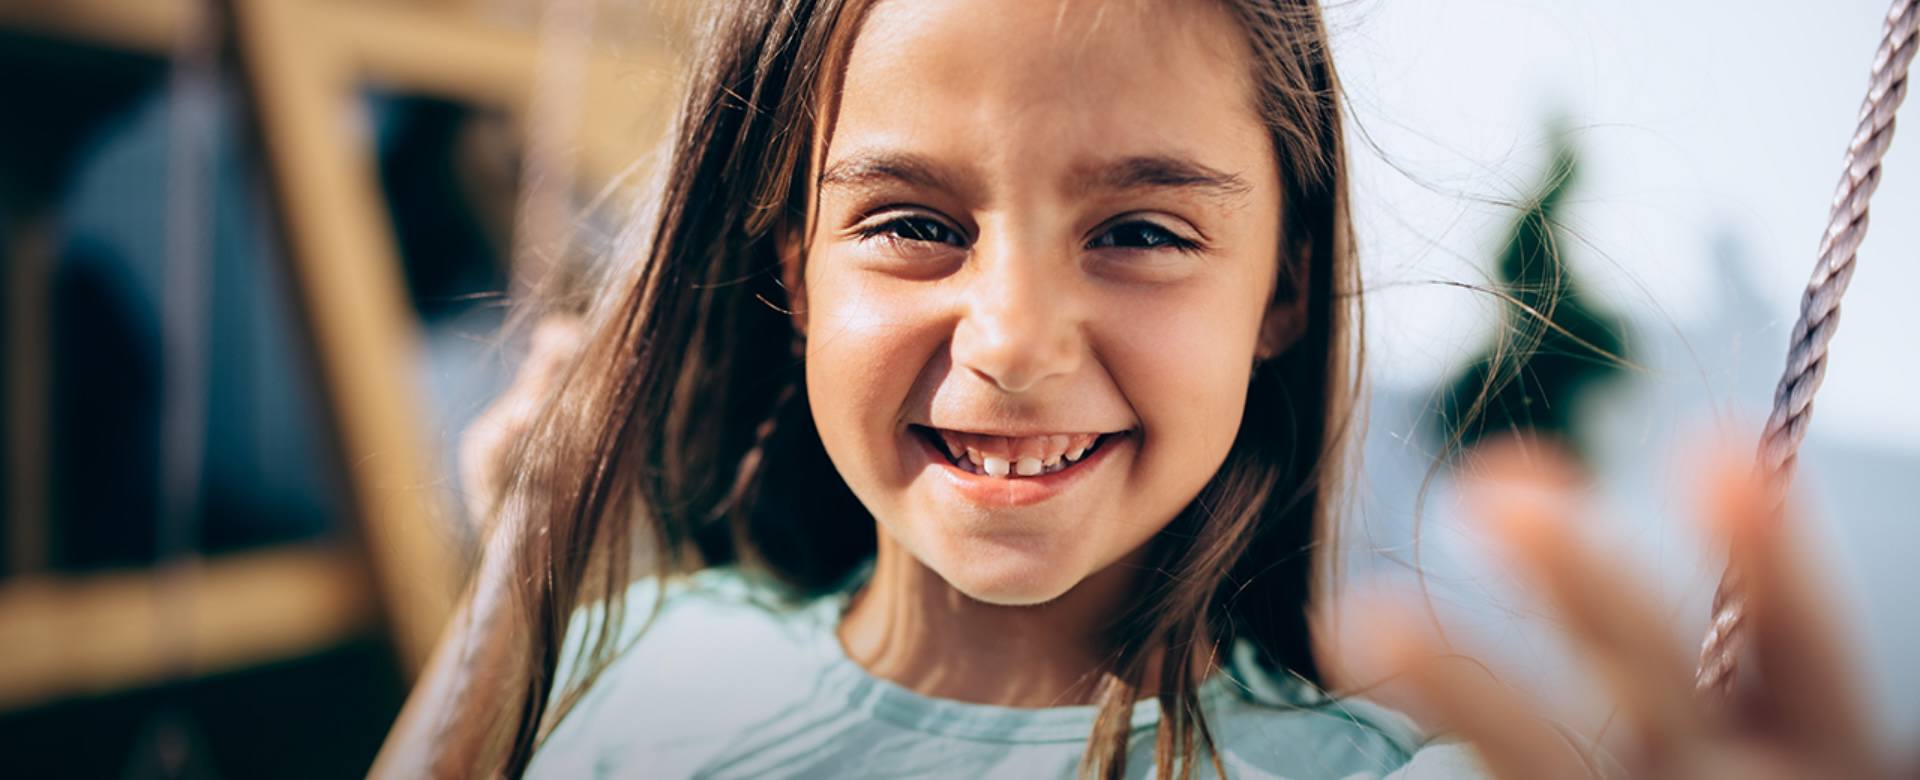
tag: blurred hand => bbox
[458,315,583,526]
[1360,436,1908,780]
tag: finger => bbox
[458,317,583,521]
[1711,462,1877,770]
[522,316,585,390]
[1462,437,1704,759]
[1355,598,1599,779]
[1659,746,1809,780]
[459,399,523,521]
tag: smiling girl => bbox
[374,1,1893,778]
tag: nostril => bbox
[967,366,1014,392]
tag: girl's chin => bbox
[945,576,1076,607]
[921,541,1088,606]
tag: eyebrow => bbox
[1068,155,1254,206]
[818,151,969,196]
[817,150,1253,207]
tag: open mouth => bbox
[910,425,1126,479]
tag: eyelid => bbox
[848,207,969,241]
[848,207,967,249]
[1087,212,1208,249]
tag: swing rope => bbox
[1695,0,1920,698]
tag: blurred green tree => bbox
[1430,135,1631,462]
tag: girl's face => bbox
[800,0,1293,605]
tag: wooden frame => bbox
[0,0,680,710]
[0,547,374,708]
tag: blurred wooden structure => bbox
[0,0,681,713]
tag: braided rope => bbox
[1695,0,1920,698]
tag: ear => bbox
[778,226,809,338]
[1255,242,1312,361]
[1256,297,1305,362]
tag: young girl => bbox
[377,1,1891,778]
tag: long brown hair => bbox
[434,1,1360,777]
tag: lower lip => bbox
[910,429,1127,508]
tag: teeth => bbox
[929,428,1114,479]
[941,431,968,462]
[981,455,1010,477]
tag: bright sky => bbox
[1329,0,1920,453]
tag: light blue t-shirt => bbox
[526,566,1483,779]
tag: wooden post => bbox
[4,212,54,578]
[222,0,456,674]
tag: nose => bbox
[949,237,1082,394]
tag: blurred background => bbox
[0,0,1912,776]
[0,0,686,775]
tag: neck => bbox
[836,533,1161,708]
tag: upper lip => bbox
[913,423,1131,437]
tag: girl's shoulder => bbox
[530,566,853,777]
[547,565,836,696]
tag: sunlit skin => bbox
[789,0,1297,706]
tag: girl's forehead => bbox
[822,0,1274,196]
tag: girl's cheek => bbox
[805,262,949,423]
[807,265,950,351]
[1107,280,1260,368]
[1097,281,1260,436]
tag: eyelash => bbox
[1086,220,1202,253]
[851,213,1202,253]
[853,214,967,248]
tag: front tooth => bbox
[982,455,1010,477]
[1065,445,1087,461]
[967,448,984,466]
[1015,457,1043,476]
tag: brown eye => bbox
[1088,220,1199,252]
[860,215,967,247]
